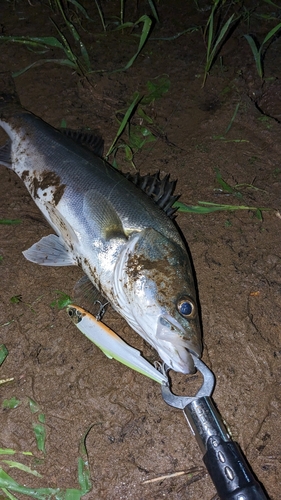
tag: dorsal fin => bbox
[61,129,180,219]
[124,171,180,219]
[61,129,104,157]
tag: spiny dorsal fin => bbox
[61,129,104,157]
[124,171,180,219]
[62,129,180,219]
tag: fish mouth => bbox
[156,314,201,374]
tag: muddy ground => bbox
[0,1,280,499]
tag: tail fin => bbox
[0,72,21,109]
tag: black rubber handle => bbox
[203,436,268,500]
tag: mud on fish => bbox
[0,72,202,373]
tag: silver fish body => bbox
[0,80,202,373]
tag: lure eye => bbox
[177,296,196,318]
[67,307,82,324]
[68,307,75,318]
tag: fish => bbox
[66,304,168,384]
[0,72,202,373]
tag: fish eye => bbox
[177,296,196,318]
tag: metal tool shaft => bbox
[183,395,268,500]
[183,396,230,454]
[160,357,268,500]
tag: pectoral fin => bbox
[0,140,12,167]
[74,275,109,319]
[23,234,76,266]
[84,190,127,241]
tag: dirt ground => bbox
[0,1,280,499]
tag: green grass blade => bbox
[94,0,106,31]
[150,27,200,41]
[63,490,86,500]
[32,424,46,454]
[28,399,40,414]
[0,468,85,499]
[0,35,64,50]
[113,22,134,31]
[77,458,91,495]
[0,219,21,224]
[174,200,270,214]
[78,42,91,72]
[55,0,91,71]
[174,201,227,213]
[203,8,235,86]
[67,0,93,21]
[120,0,124,24]
[141,75,170,104]
[12,59,76,77]
[128,124,156,150]
[106,92,142,157]
[128,126,146,149]
[48,58,78,68]
[0,345,8,366]
[137,107,154,123]
[263,0,280,5]
[118,15,153,71]
[50,291,72,309]
[206,2,215,65]
[38,413,45,424]
[1,461,42,478]
[1,488,18,499]
[50,19,77,64]
[124,144,135,166]
[78,425,93,494]
[224,103,240,134]
[215,168,235,193]
[147,0,160,23]
[199,201,270,211]
[204,0,216,35]
[243,34,262,77]
[0,449,32,456]
[209,14,235,63]
[56,1,80,44]
[262,21,281,46]
[255,208,263,220]
[2,397,21,409]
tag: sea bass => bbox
[0,73,202,373]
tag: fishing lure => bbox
[66,304,167,384]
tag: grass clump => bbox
[244,21,281,79]
[0,0,156,77]
[106,75,170,168]
[0,346,92,498]
[202,0,236,87]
